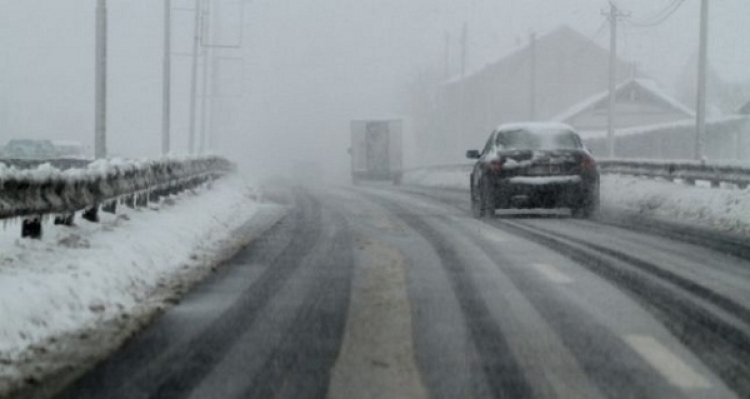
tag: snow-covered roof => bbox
[636,79,696,116]
[442,25,606,86]
[552,78,695,122]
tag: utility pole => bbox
[458,23,468,144]
[94,0,107,159]
[209,0,223,152]
[603,1,627,158]
[444,31,450,79]
[161,0,172,155]
[188,0,202,154]
[695,0,709,161]
[529,32,537,121]
[460,23,468,78]
[199,49,211,154]
[199,2,210,154]
[197,0,245,153]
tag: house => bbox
[580,92,750,160]
[427,25,634,161]
[553,78,695,138]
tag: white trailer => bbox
[350,119,403,184]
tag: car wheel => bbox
[573,188,599,219]
[471,182,484,218]
[480,178,496,219]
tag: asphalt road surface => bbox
[53,183,750,399]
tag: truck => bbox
[349,119,403,184]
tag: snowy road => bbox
[49,183,750,399]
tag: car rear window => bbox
[495,129,581,150]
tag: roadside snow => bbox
[600,174,750,237]
[0,173,284,395]
[401,167,470,191]
[402,168,750,237]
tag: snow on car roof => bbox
[495,122,576,135]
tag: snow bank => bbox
[0,174,269,360]
[600,174,750,236]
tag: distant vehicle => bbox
[52,140,90,159]
[349,119,403,184]
[1,139,57,160]
[466,122,599,218]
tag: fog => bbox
[1,0,749,181]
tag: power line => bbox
[627,0,685,27]
[635,0,680,23]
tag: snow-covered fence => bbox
[0,155,234,238]
[597,159,750,189]
[401,159,750,190]
[0,158,92,171]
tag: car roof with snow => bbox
[494,122,577,135]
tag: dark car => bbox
[466,122,599,218]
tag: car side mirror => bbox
[466,150,481,159]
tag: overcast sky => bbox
[0,0,748,178]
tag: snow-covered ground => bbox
[403,168,750,238]
[0,174,286,397]
[600,174,750,237]
[401,167,470,191]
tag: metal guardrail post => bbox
[124,195,135,209]
[82,206,100,223]
[54,214,75,226]
[102,200,117,214]
[22,217,43,239]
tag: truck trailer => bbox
[350,119,403,184]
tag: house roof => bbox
[552,78,695,122]
[442,25,615,86]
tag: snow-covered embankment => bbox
[0,174,285,396]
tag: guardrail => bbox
[0,155,234,238]
[597,159,750,189]
[401,158,750,190]
[0,158,92,171]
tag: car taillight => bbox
[581,154,597,171]
[487,158,505,173]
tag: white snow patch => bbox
[600,174,750,236]
[0,174,266,358]
[401,167,471,191]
